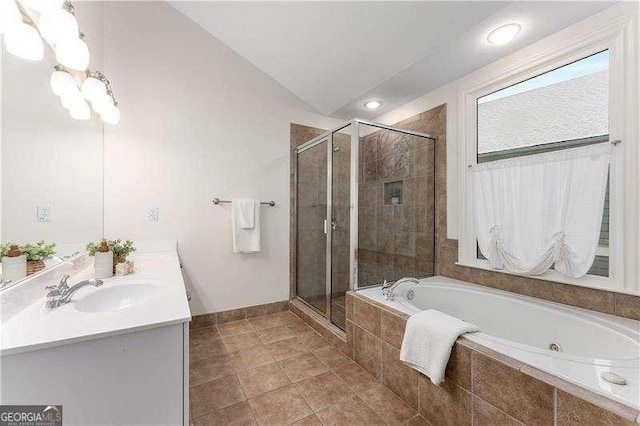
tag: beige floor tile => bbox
[313,345,353,370]
[249,314,283,331]
[315,393,385,425]
[190,338,228,363]
[297,331,331,351]
[359,384,417,424]
[190,354,235,387]
[264,336,310,361]
[228,345,275,372]
[295,372,357,412]
[248,384,313,424]
[333,363,380,395]
[404,414,432,425]
[255,326,295,344]
[222,331,262,353]
[279,353,329,383]
[190,375,247,418]
[192,401,257,426]
[218,320,253,337]
[237,362,292,399]
[292,414,323,425]
[190,325,221,343]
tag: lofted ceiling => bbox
[169,1,616,119]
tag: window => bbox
[456,8,639,295]
[476,51,610,277]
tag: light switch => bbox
[37,205,52,222]
[148,206,159,222]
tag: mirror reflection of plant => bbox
[0,243,17,258]
[1,241,56,260]
[86,239,136,258]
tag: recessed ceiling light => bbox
[487,23,522,46]
[364,100,383,110]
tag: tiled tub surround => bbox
[346,289,640,425]
[188,309,430,425]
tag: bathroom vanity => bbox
[0,245,191,425]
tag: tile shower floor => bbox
[189,310,430,425]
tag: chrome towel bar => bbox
[212,198,275,207]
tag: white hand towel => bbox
[234,199,256,229]
[400,310,479,385]
[232,199,260,253]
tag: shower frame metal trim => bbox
[294,118,436,328]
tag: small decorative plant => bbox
[0,243,17,258]
[87,239,136,272]
[21,240,57,261]
[19,240,56,276]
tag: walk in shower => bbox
[294,119,436,330]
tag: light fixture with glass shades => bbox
[487,23,522,46]
[364,100,383,110]
[2,0,121,124]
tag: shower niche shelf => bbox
[384,180,404,206]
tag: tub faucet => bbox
[381,277,418,301]
[45,274,103,309]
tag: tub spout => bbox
[382,277,418,301]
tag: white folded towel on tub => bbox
[400,309,479,385]
[232,199,261,253]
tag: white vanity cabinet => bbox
[1,322,189,425]
[0,249,192,425]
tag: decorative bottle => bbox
[2,245,27,284]
[94,241,114,279]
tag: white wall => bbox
[102,2,342,315]
[374,2,634,241]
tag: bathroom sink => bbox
[74,281,161,313]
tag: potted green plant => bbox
[20,240,56,276]
[87,239,136,273]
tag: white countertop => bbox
[0,250,191,356]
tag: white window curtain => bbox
[469,143,611,278]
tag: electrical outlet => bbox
[37,205,52,222]
[148,206,159,222]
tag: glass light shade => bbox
[55,37,90,71]
[3,22,44,61]
[69,100,91,120]
[50,69,77,97]
[20,0,64,14]
[101,104,120,125]
[91,92,114,114]
[81,77,106,103]
[39,8,79,45]
[0,0,22,35]
[61,90,84,110]
[487,23,522,46]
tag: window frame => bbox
[456,7,639,295]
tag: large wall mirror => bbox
[1,3,104,287]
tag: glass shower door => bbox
[330,127,351,329]
[296,139,328,314]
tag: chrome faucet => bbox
[45,274,103,309]
[381,277,419,301]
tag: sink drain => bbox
[406,289,415,300]
[548,342,562,352]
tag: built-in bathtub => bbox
[356,276,640,414]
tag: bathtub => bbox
[357,276,640,412]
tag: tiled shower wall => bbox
[358,128,435,286]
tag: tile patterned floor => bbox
[189,310,429,425]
